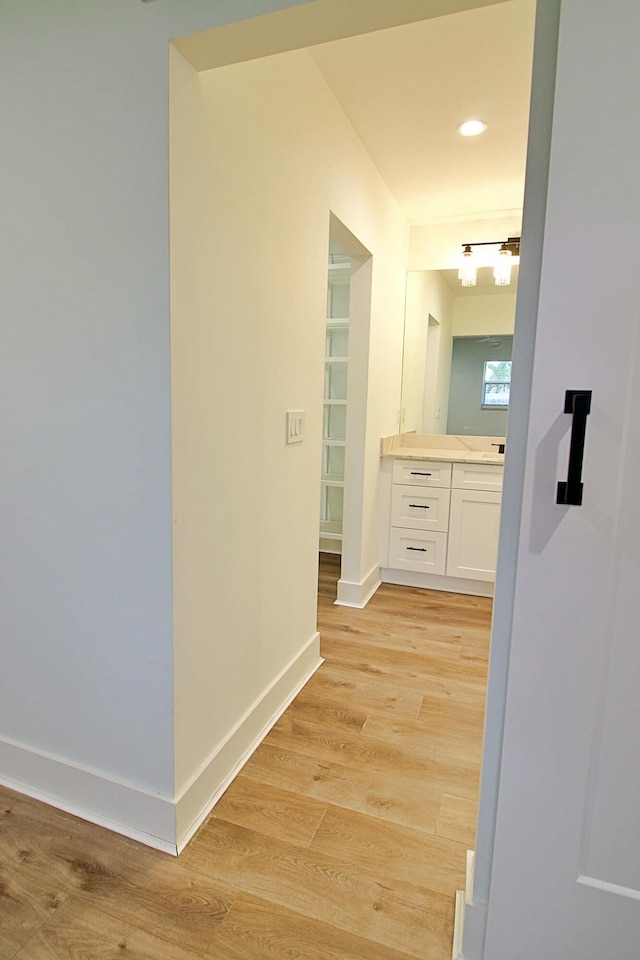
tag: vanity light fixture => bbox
[493,243,513,286]
[458,237,521,287]
[458,245,477,286]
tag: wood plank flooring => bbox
[0,554,490,959]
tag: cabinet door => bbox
[446,489,502,581]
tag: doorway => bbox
[320,215,375,608]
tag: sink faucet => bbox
[491,442,506,454]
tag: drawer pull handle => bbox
[406,546,427,552]
[408,504,429,509]
[410,471,431,477]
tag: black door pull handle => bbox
[408,504,429,509]
[557,389,592,506]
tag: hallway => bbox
[0,556,490,959]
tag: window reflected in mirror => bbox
[482,360,512,408]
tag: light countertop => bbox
[381,433,505,466]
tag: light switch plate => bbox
[286,410,305,444]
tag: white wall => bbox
[0,0,316,848]
[170,45,407,831]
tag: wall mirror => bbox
[399,267,518,436]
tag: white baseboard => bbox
[451,850,486,960]
[335,563,381,608]
[0,633,322,856]
[453,849,488,960]
[0,736,178,854]
[319,538,342,555]
[453,889,466,960]
[174,633,322,852]
[380,568,494,598]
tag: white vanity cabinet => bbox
[380,457,503,596]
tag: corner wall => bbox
[169,45,407,841]
[0,0,316,852]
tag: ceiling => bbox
[309,0,536,226]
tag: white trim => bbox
[380,567,494,598]
[174,633,323,852]
[472,0,563,917]
[452,889,466,960]
[0,736,177,854]
[335,562,381,608]
[461,899,488,960]
[577,874,640,903]
[452,849,487,960]
[0,634,322,856]
[465,849,476,903]
[451,850,484,960]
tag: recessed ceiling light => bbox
[457,120,488,137]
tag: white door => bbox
[483,0,640,956]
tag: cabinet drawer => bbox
[391,485,450,532]
[389,528,447,574]
[392,459,452,487]
[452,462,504,492]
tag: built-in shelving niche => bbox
[319,255,350,553]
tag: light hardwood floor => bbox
[0,554,490,960]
